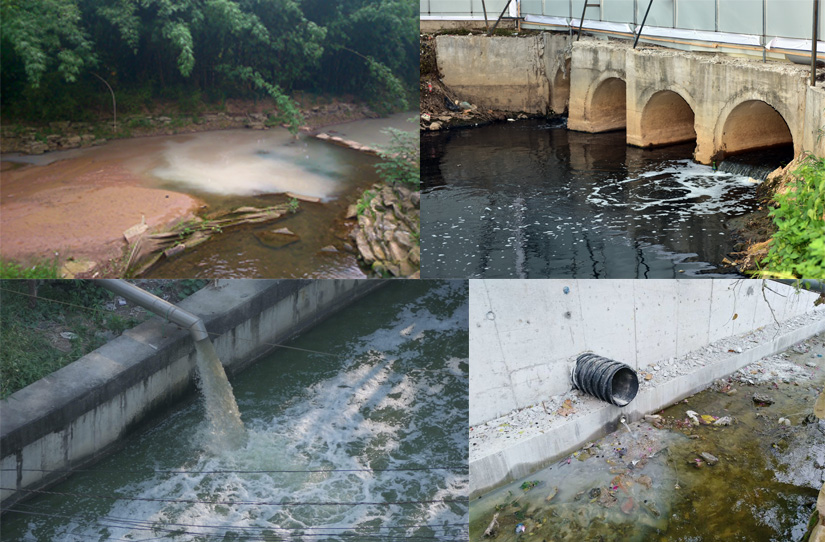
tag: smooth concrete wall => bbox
[435,34,570,114]
[0,280,382,510]
[470,279,821,426]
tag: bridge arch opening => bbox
[552,60,571,115]
[589,77,626,132]
[640,90,696,148]
[720,100,793,158]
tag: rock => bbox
[429,122,442,131]
[27,141,48,155]
[388,241,408,262]
[713,416,733,426]
[726,389,738,396]
[319,245,338,253]
[345,204,358,219]
[355,230,375,264]
[246,121,266,130]
[158,116,172,123]
[753,393,774,406]
[807,362,818,368]
[778,417,791,426]
[64,135,81,148]
[637,475,652,489]
[545,486,558,502]
[408,245,420,266]
[399,259,418,277]
[254,228,299,249]
[286,192,321,203]
[700,452,719,466]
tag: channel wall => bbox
[0,279,383,510]
[470,279,825,496]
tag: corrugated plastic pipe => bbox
[572,353,639,407]
[98,279,209,342]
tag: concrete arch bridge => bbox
[435,35,825,164]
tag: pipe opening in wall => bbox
[572,353,639,406]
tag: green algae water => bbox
[469,334,825,541]
[2,281,469,541]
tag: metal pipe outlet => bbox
[572,353,639,407]
[98,280,209,342]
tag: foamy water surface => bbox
[3,282,469,541]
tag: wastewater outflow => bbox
[192,338,247,451]
[422,119,776,278]
[2,281,469,542]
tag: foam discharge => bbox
[10,282,468,542]
[150,131,349,200]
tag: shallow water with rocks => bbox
[469,333,825,541]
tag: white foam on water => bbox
[150,131,349,201]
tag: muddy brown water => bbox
[1,113,415,277]
[469,334,825,541]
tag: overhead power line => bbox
[1,487,469,507]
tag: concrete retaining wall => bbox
[0,279,383,510]
[470,279,822,426]
[435,34,570,114]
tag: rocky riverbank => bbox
[347,183,420,278]
[0,99,379,156]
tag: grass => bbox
[0,279,207,398]
[0,257,61,279]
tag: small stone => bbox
[319,245,338,253]
[752,393,774,406]
[428,121,442,131]
[700,452,719,466]
[545,486,558,502]
[807,362,817,368]
[726,389,738,396]
[164,244,185,258]
[59,332,78,340]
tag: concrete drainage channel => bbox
[469,280,825,498]
[0,279,384,510]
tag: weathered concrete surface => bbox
[435,34,571,114]
[436,34,824,162]
[470,279,821,426]
[0,280,383,510]
[469,279,825,497]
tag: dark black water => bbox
[421,120,765,279]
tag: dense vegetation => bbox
[0,0,417,130]
[760,155,825,278]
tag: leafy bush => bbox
[375,125,419,188]
[759,155,825,278]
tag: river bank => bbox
[0,104,416,279]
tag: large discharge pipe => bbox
[98,279,209,342]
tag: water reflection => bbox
[422,120,761,278]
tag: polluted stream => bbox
[469,333,825,541]
[2,281,469,541]
[3,113,415,278]
[422,119,778,278]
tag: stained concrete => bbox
[0,280,383,510]
[435,33,825,162]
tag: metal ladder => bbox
[576,0,602,41]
